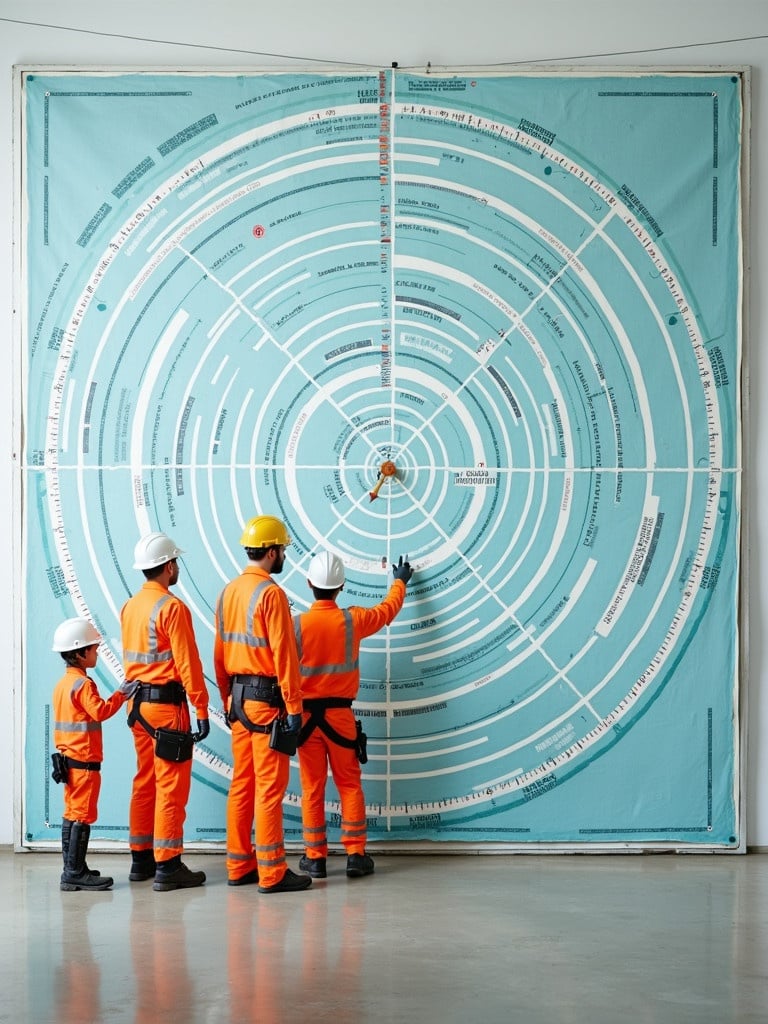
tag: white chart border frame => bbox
[11,63,750,853]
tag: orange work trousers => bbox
[129,701,192,864]
[63,767,101,825]
[226,704,289,889]
[298,707,366,857]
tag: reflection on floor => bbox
[2,849,767,1023]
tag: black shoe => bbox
[153,859,206,892]
[299,855,327,879]
[228,869,259,886]
[129,850,157,882]
[346,853,375,878]
[258,868,312,894]
[60,869,113,892]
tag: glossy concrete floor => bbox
[1,849,767,1024]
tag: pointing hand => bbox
[392,555,413,585]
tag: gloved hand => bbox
[194,717,210,742]
[392,555,413,585]
[283,713,303,736]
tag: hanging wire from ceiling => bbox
[1,15,767,69]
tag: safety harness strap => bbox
[298,698,356,748]
[229,678,283,733]
[128,682,187,739]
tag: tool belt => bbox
[230,674,282,703]
[128,682,194,762]
[65,756,101,771]
[229,674,284,733]
[133,681,186,705]
[50,752,101,784]
[299,698,368,763]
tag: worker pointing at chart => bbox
[294,550,413,880]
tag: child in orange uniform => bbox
[51,617,127,891]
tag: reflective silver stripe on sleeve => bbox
[54,721,102,732]
[293,615,303,659]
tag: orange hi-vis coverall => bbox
[121,580,209,864]
[214,565,302,888]
[52,666,127,824]
[293,579,406,858]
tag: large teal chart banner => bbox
[19,69,743,848]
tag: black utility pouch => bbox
[51,751,68,784]
[269,718,299,757]
[355,719,368,764]
[154,727,195,763]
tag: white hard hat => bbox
[307,550,345,589]
[133,531,184,570]
[52,617,102,652]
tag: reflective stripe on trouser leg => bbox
[326,708,366,855]
[298,729,330,858]
[153,752,192,862]
[252,731,289,889]
[63,768,101,825]
[340,816,367,854]
[137,701,193,863]
[129,723,157,851]
[226,720,258,879]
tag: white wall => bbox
[1,0,766,847]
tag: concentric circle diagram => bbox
[22,70,742,844]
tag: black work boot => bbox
[258,868,312,894]
[346,852,375,878]
[60,822,113,891]
[129,848,157,882]
[299,854,327,879]
[62,818,100,877]
[61,817,73,870]
[153,855,206,892]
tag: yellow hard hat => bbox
[240,515,291,548]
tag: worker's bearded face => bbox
[271,546,285,574]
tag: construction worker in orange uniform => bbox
[121,531,210,892]
[295,550,413,879]
[52,617,128,891]
[214,515,311,894]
